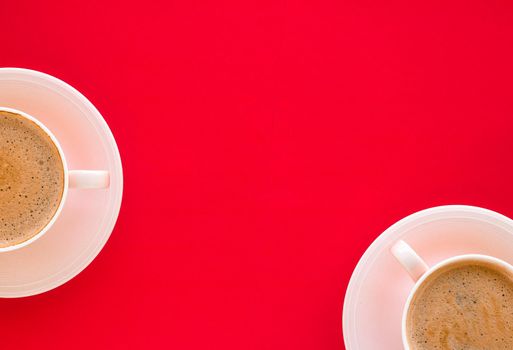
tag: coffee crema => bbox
[407,261,513,350]
[0,111,64,247]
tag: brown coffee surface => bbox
[0,111,64,247]
[407,262,513,350]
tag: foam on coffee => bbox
[0,111,64,247]
[407,261,513,349]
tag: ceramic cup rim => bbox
[0,106,69,252]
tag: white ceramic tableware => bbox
[391,240,513,349]
[0,106,110,252]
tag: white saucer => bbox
[343,205,513,349]
[0,68,123,297]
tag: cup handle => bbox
[69,170,110,189]
[391,240,429,282]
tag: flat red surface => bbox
[2,0,513,348]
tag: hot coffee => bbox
[406,261,513,349]
[0,110,64,247]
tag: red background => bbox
[2,0,513,348]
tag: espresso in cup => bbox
[0,110,64,247]
[406,261,513,349]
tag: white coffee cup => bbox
[391,239,513,349]
[0,106,109,252]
